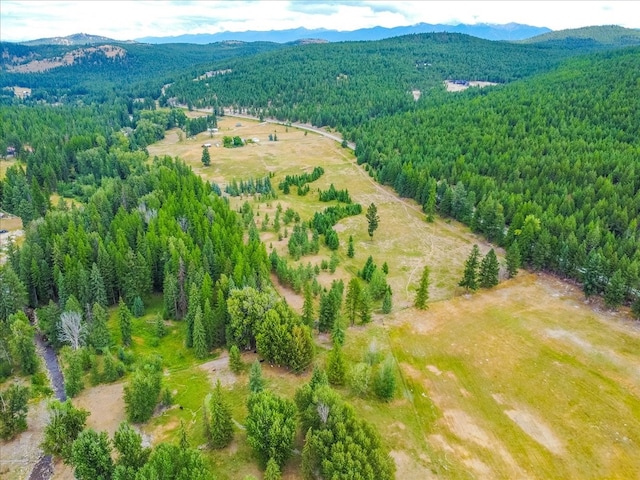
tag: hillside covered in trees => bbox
[355,47,640,307]
[163,31,634,132]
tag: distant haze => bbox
[136,23,551,44]
[2,1,639,42]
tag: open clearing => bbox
[13,113,638,479]
[149,115,498,306]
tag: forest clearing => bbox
[128,115,640,479]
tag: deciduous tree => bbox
[71,428,114,480]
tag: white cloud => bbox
[1,0,638,42]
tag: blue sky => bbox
[1,1,638,42]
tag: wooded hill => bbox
[163,31,622,131]
[520,25,640,45]
[0,40,284,100]
[355,47,640,306]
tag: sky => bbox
[1,1,639,42]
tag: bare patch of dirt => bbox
[462,457,493,477]
[390,449,436,480]
[197,354,237,387]
[444,80,499,92]
[73,382,126,437]
[426,365,442,376]
[504,409,565,455]
[0,399,50,480]
[442,409,491,446]
[7,45,125,73]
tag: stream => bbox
[27,311,66,480]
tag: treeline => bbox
[224,175,274,197]
[318,183,352,203]
[278,165,324,193]
[311,204,363,235]
[356,48,640,309]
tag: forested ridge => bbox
[357,47,640,304]
[163,32,624,133]
[0,40,284,100]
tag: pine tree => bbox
[583,251,604,298]
[347,235,355,258]
[193,306,207,358]
[132,296,145,318]
[118,298,132,347]
[206,380,234,449]
[185,283,201,348]
[632,296,640,319]
[359,288,372,324]
[301,428,314,480]
[212,288,228,347]
[604,270,626,309]
[373,358,396,402]
[327,344,346,385]
[201,147,211,167]
[249,360,265,393]
[331,319,345,347]
[345,277,362,326]
[366,203,379,239]
[459,245,480,292]
[71,428,114,480]
[89,263,108,308]
[265,458,282,480]
[163,274,178,319]
[179,420,190,450]
[290,325,314,373]
[64,349,84,398]
[202,299,214,349]
[414,266,430,309]
[301,284,314,328]
[479,249,500,288]
[381,287,392,314]
[155,315,166,338]
[229,345,242,373]
[506,240,521,278]
[89,303,111,350]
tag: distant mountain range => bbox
[135,22,551,44]
[21,33,133,46]
[519,25,640,45]
[14,24,640,48]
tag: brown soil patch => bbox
[7,45,125,73]
[504,408,565,455]
[390,449,436,480]
[444,80,499,92]
[73,382,126,437]
[197,354,238,387]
